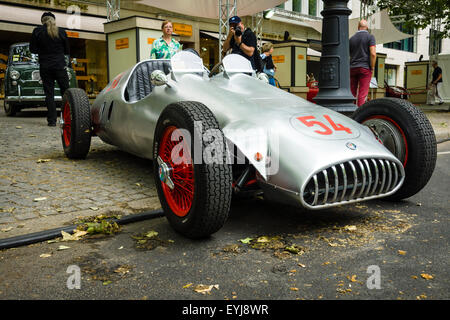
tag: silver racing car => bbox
[60,51,437,238]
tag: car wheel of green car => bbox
[4,100,19,116]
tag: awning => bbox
[0,3,106,35]
[136,0,286,19]
[349,10,413,45]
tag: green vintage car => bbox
[3,42,77,116]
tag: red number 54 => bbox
[297,115,352,135]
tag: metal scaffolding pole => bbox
[106,0,121,22]
[252,12,263,51]
[219,0,237,61]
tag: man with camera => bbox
[222,16,257,70]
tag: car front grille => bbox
[302,158,405,208]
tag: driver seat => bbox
[126,60,171,102]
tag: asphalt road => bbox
[0,140,448,302]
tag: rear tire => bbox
[352,98,437,200]
[153,101,232,238]
[61,88,92,159]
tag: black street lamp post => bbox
[314,0,356,112]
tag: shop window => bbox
[200,33,219,71]
[68,39,108,97]
[309,0,317,16]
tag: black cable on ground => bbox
[0,209,164,250]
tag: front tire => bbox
[4,100,18,116]
[61,88,92,159]
[353,98,437,200]
[153,101,232,239]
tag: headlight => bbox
[67,71,72,81]
[10,70,20,80]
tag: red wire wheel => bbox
[153,101,232,239]
[158,125,194,217]
[62,101,72,147]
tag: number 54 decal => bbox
[296,115,352,135]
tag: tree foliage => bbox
[376,0,450,39]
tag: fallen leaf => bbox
[284,245,304,254]
[57,245,70,251]
[290,287,299,291]
[61,230,87,241]
[256,236,270,243]
[145,231,158,238]
[15,126,22,129]
[183,283,193,289]
[36,159,51,163]
[398,250,407,255]
[344,225,357,231]
[298,263,306,268]
[33,197,47,202]
[411,275,418,279]
[239,237,253,244]
[420,273,434,280]
[28,134,37,137]
[89,207,99,211]
[348,275,358,282]
[1,227,13,232]
[40,253,52,258]
[193,284,219,294]
[103,281,112,286]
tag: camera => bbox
[234,26,242,37]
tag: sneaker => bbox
[438,101,444,105]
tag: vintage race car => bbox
[60,51,437,238]
[3,42,77,116]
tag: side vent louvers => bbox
[302,158,404,208]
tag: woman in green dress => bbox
[150,20,182,59]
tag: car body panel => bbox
[90,52,405,209]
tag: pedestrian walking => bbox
[429,60,444,105]
[30,12,70,127]
[150,20,182,59]
[349,20,376,107]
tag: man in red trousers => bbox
[349,20,376,107]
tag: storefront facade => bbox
[0,0,322,98]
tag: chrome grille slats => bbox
[331,166,339,203]
[302,158,405,208]
[370,159,379,195]
[322,170,329,204]
[363,159,372,198]
[356,159,366,198]
[348,161,358,199]
[385,160,392,193]
[313,175,319,206]
[379,160,386,195]
[340,163,347,201]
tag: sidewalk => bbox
[416,103,450,142]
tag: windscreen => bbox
[222,54,253,74]
[10,45,38,64]
[171,51,205,74]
